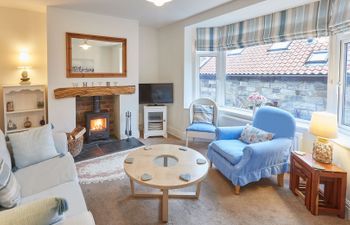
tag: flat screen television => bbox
[139,83,174,104]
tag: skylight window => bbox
[268,41,291,51]
[227,48,244,56]
[306,50,328,64]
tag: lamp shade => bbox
[309,112,338,139]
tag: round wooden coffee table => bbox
[124,144,209,222]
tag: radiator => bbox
[293,132,303,151]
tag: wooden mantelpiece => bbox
[54,86,135,99]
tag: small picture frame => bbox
[6,101,14,112]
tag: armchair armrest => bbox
[215,126,244,140]
[237,138,292,171]
[52,132,68,155]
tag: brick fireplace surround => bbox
[76,96,115,135]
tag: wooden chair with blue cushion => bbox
[207,106,296,194]
[186,98,218,147]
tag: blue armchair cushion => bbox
[192,104,214,124]
[186,123,216,133]
[239,125,274,144]
[210,140,247,165]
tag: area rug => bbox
[75,148,136,184]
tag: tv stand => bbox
[144,105,167,139]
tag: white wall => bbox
[0,7,46,130]
[139,26,159,83]
[47,7,139,138]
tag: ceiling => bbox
[0,0,233,27]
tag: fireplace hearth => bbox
[85,96,110,143]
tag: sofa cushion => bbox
[186,123,216,133]
[0,158,21,208]
[55,211,96,225]
[9,125,59,169]
[0,197,68,225]
[21,181,87,218]
[15,154,77,197]
[210,140,247,165]
[239,125,274,144]
[193,104,214,124]
[0,130,11,169]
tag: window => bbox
[223,37,329,120]
[340,42,350,127]
[198,56,217,100]
[268,41,291,51]
[227,48,244,56]
[306,50,328,65]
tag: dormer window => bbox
[227,48,244,56]
[268,41,291,51]
[306,50,328,65]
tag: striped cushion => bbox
[0,159,21,208]
[0,197,68,225]
[193,104,214,124]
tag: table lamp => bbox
[309,112,338,164]
[18,52,31,85]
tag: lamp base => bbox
[312,138,333,164]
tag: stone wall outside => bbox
[199,75,328,120]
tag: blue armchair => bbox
[207,106,296,194]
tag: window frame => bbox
[195,38,332,122]
[338,36,350,132]
[195,51,219,101]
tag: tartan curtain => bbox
[196,0,332,51]
[329,0,350,34]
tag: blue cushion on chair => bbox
[210,140,247,165]
[186,123,216,133]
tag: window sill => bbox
[332,131,350,150]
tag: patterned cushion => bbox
[192,104,214,124]
[0,197,68,225]
[239,125,274,144]
[0,158,21,208]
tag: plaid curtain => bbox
[196,27,221,51]
[329,0,350,34]
[196,0,331,51]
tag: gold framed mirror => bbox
[66,32,127,78]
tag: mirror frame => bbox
[66,32,127,78]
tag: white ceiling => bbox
[0,0,233,27]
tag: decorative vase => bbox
[24,117,32,128]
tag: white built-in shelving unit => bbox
[3,84,46,135]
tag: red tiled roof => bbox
[200,37,329,76]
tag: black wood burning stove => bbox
[85,96,110,143]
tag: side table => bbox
[290,152,347,218]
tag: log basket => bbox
[66,127,86,157]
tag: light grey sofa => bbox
[1,131,95,225]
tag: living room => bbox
[0,0,350,224]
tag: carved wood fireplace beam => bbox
[54,86,136,99]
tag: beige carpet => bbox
[80,136,349,225]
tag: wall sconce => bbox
[18,51,31,85]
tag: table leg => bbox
[338,175,347,218]
[162,189,169,222]
[129,178,135,196]
[310,172,320,215]
[195,182,201,199]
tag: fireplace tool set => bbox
[125,111,132,140]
